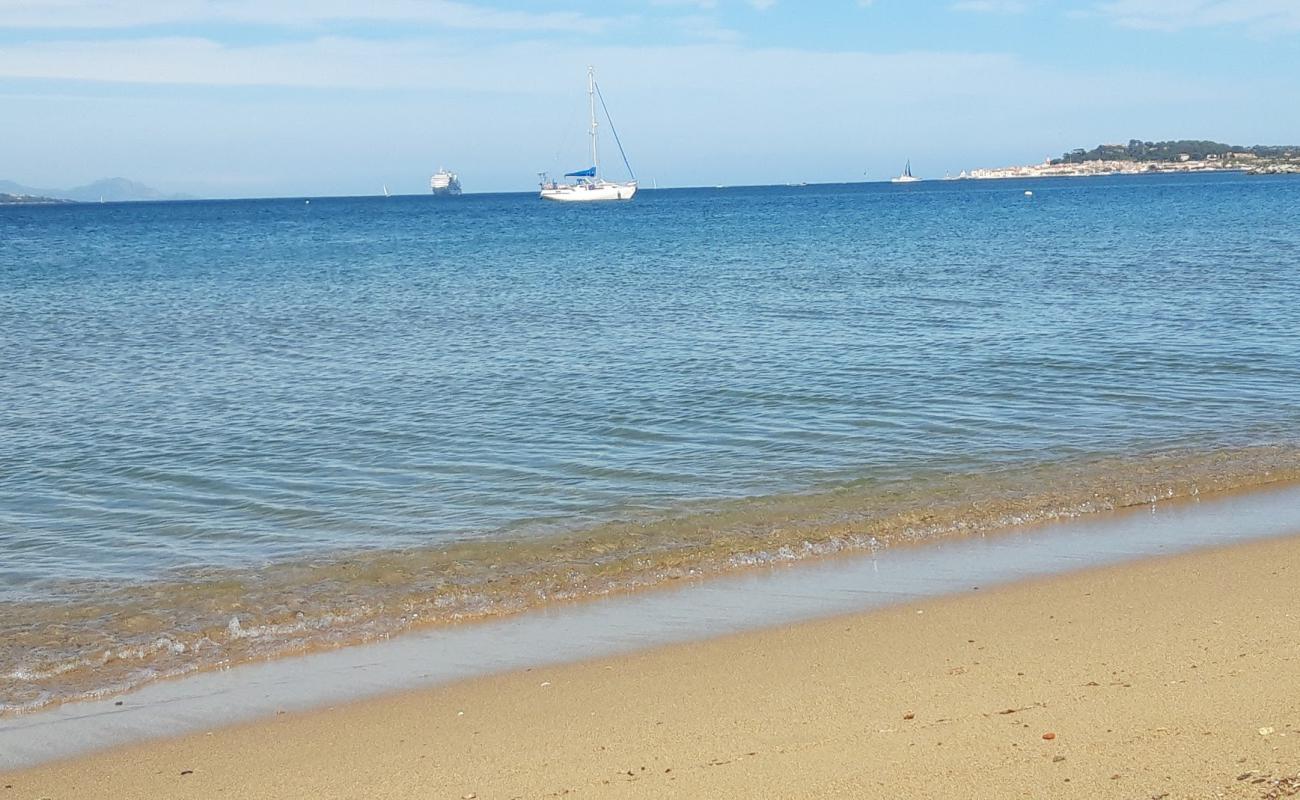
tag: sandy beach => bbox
[6,531,1300,799]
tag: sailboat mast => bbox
[588,66,599,179]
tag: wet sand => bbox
[6,532,1300,799]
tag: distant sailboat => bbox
[891,160,922,183]
[539,67,637,202]
[382,184,390,198]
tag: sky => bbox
[1,0,1298,197]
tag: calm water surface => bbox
[2,173,1299,710]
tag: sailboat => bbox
[891,160,922,183]
[382,184,391,198]
[539,67,637,202]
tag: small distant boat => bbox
[539,67,637,203]
[430,168,462,196]
[382,184,391,198]
[891,160,922,183]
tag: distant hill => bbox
[1053,139,1300,165]
[0,178,195,202]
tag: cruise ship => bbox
[430,168,462,196]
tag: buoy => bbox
[1024,190,1033,197]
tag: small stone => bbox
[1052,755,1065,763]
[1259,727,1275,736]
[903,712,915,720]
[114,701,124,706]
[180,770,193,776]
[1111,773,1121,780]
[1042,732,1056,740]
[462,794,476,799]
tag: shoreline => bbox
[7,445,1300,719]
[6,525,1300,797]
[4,479,1300,777]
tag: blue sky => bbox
[2,0,1298,196]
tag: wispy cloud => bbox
[1090,0,1300,32]
[650,0,719,8]
[950,0,1030,13]
[672,14,743,41]
[0,0,620,33]
[0,33,1218,113]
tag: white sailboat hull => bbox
[540,182,637,202]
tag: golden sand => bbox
[6,531,1300,798]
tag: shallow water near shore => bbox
[3,173,1300,713]
[3,481,1300,771]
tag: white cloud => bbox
[1091,0,1300,31]
[0,0,620,32]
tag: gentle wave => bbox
[4,444,1298,714]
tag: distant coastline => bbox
[0,177,192,204]
[959,138,1300,180]
[0,193,72,205]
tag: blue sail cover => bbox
[564,167,596,178]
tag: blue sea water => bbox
[2,172,1300,709]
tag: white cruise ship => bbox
[430,168,462,196]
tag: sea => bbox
[3,172,1299,714]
